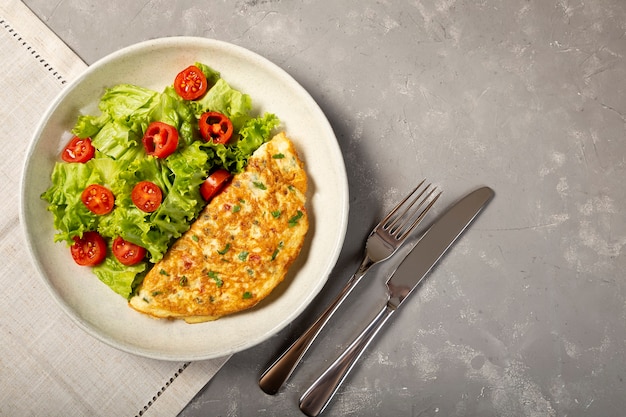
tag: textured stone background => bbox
[24,0,626,416]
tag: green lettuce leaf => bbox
[72,113,110,138]
[236,113,281,160]
[194,62,221,87]
[93,257,147,298]
[191,78,252,130]
[149,86,197,147]
[98,83,159,120]
[42,161,101,242]
[201,112,280,172]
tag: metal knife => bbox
[299,186,495,417]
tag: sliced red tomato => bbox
[112,236,146,266]
[70,231,107,266]
[81,184,115,215]
[131,181,163,213]
[174,65,208,100]
[61,136,95,163]
[199,111,233,144]
[200,169,232,201]
[142,121,179,158]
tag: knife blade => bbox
[299,186,494,417]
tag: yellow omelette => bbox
[129,132,308,323]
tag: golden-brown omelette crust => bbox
[128,132,308,322]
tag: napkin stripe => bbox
[135,362,191,417]
[0,18,67,84]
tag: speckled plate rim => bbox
[20,36,349,361]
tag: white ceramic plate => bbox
[20,37,349,361]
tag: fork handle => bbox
[259,264,370,395]
[299,303,395,417]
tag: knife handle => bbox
[299,303,395,417]
[259,266,370,395]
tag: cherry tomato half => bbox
[200,169,232,201]
[174,65,208,100]
[112,236,146,266]
[70,231,107,266]
[131,181,163,213]
[142,121,179,158]
[199,112,234,144]
[81,184,115,215]
[61,136,95,163]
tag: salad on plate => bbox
[41,62,279,299]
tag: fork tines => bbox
[383,180,441,239]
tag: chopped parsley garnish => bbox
[151,291,162,296]
[217,243,231,255]
[288,210,304,227]
[271,241,284,261]
[208,271,223,287]
[271,210,281,218]
[272,153,285,159]
[232,204,241,213]
[243,291,253,299]
[159,269,170,276]
[238,251,249,261]
[179,276,188,286]
[253,181,267,190]
[192,235,199,242]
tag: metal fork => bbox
[259,180,441,394]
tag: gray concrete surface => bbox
[23,0,626,416]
